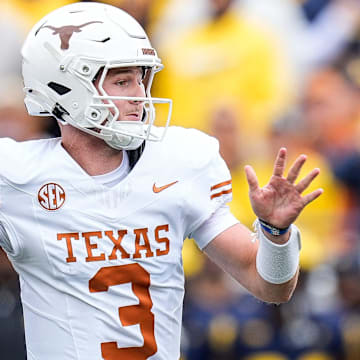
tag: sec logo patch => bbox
[38,183,66,211]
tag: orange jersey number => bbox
[89,264,157,359]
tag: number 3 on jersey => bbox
[89,264,157,360]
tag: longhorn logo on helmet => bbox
[36,21,103,50]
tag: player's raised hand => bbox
[244,147,323,229]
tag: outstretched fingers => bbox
[273,147,287,177]
[244,165,259,193]
[295,168,321,194]
[286,154,307,184]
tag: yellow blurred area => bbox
[154,10,294,145]
[3,0,171,46]
[182,237,205,277]
[297,352,333,360]
[244,352,288,360]
[244,351,335,360]
[96,0,169,32]
[3,0,76,28]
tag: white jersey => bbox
[0,126,233,360]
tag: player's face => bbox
[95,67,145,122]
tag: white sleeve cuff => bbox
[191,205,239,250]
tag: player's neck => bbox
[60,125,123,176]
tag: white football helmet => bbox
[21,2,172,150]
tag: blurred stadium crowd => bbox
[1,0,360,359]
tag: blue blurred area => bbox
[302,0,332,22]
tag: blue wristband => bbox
[258,218,290,236]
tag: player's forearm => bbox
[204,222,301,303]
[254,267,299,303]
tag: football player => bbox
[0,2,323,360]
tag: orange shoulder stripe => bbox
[210,188,233,200]
[210,179,232,191]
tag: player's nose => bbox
[129,82,145,104]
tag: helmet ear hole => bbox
[92,67,104,84]
[142,67,151,90]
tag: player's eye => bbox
[116,80,128,86]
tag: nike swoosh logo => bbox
[153,181,178,193]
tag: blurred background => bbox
[1,0,360,359]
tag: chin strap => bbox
[127,141,146,170]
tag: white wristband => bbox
[254,219,301,284]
